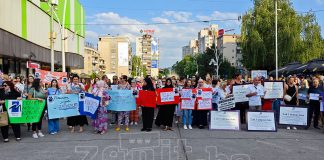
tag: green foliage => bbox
[131,56,142,77]
[241,0,324,71]
[173,55,197,78]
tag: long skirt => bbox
[155,104,176,127]
[92,106,108,132]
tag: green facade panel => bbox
[21,0,27,39]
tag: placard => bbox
[298,93,307,101]
[251,70,267,79]
[107,90,136,111]
[210,111,240,130]
[156,88,180,105]
[47,94,80,119]
[246,111,276,132]
[218,95,235,111]
[264,81,284,99]
[35,69,68,87]
[180,99,196,110]
[232,84,252,103]
[181,89,193,99]
[79,93,101,119]
[5,100,46,123]
[279,106,307,126]
[197,99,212,110]
[309,93,320,100]
[138,90,156,108]
[197,88,212,98]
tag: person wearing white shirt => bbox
[246,77,263,111]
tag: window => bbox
[232,49,235,53]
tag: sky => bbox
[79,0,324,68]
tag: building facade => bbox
[217,34,243,67]
[98,35,132,77]
[198,24,218,53]
[136,34,160,77]
[72,42,106,75]
[182,39,199,58]
[0,0,85,76]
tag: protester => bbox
[92,80,109,134]
[211,79,219,111]
[130,79,140,126]
[116,75,131,132]
[28,79,46,138]
[0,81,22,142]
[306,78,323,130]
[14,76,25,95]
[155,78,176,131]
[284,76,299,130]
[194,79,208,129]
[66,74,88,133]
[298,81,309,106]
[141,77,155,132]
[47,79,62,135]
[182,79,194,130]
[174,79,183,124]
[246,77,264,111]
[232,73,248,123]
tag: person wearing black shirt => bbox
[307,78,323,129]
[141,78,156,132]
[0,81,22,142]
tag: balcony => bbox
[92,60,99,64]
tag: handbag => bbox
[284,91,297,102]
[0,105,8,127]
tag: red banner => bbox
[35,69,68,87]
[180,89,197,110]
[156,88,180,105]
[138,90,156,108]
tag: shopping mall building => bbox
[0,0,85,76]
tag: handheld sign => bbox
[210,111,240,130]
[138,90,156,108]
[246,111,276,132]
[197,99,212,110]
[232,84,251,103]
[264,81,284,99]
[279,106,307,126]
[156,88,180,105]
[107,90,136,111]
[218,95,235,111]
[6,100,46,123]
[79,93,101,119]
[47,94,80,119]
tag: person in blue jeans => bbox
[182,80,194,130]
[47,79,61,135]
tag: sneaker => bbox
[50,132,55,135]
[125,127,129,132]
[38,132,45,137]
[115,127,120,132]
[286,126,291,130]
[16,138,21,141]
[134,122,138,126]
[184,125,188,130]
[188,125,193,130]
[292,127,297,130]
[4,139,9,142]
[32,133,38,139]
[175,121,179,124]
[130,122,134,126]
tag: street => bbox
[0,120,324,160]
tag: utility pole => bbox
[275,0,278,80]
[50,2,55,72]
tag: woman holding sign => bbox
[28,79,46,139]
[194,79,209,129]
[181,80,194,130]
[66,75,88,133]
[92,80,109,134]
[155,78,176,131]
[47,79,61,135]
[0,81,22,142]
[116,75,131,132]
[141,77,155,132]
[284,77,299,130]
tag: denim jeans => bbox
[48,118,60,133]
[182,110,192,125]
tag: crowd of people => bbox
[0,72,323,143]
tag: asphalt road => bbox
[0,119,324,160]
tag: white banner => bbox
[279,106,307,126]
[218,95,235,111]
[180,99,195,110]
[264,82,284,99]
[181,89,193,99]
[118,42,129,67]
[232,84,252,103]
[210,111,240,130]
[247,111,276,131]
[160,92,175,102]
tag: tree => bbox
[131,56,142,77]
[241,0,324,71]
[173,55,197,78]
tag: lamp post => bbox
[275,0,279,80]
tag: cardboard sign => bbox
[197,99,212,110]
[247,111,276,132]
[279,106,307,126]
[47,94,80,119]
[138,90,156,108]
[79,93,101,119]
[156,88,180,105]
[181,89,194,99]
[6,100,46,123]
[210,111,240,130]
[107,90,136,111]
[180,99,196,110]
[251,70,267,79]
[218,95,235,111]
[232,84,252,103]
[264,81,284,99]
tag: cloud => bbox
[85,30,98,41]
[85,10,241,68]
[316,0,324,4]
